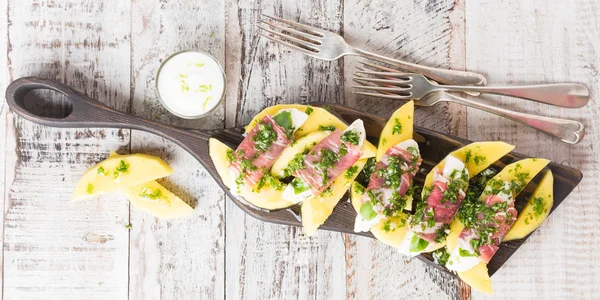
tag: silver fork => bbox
[258,14,487,87]
[352,62,589,108]
[352,74,584,144]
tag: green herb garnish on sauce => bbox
[360,201,377,220]
[409,235,429,252]
[203,96,213,110]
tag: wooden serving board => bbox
[5,77,582,278]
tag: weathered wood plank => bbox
[128,0,225,299]
[224,1,347,299]
[3,0,131,299]
[1,0,9,296]
[466,0,600,298]
[343,0,467,298]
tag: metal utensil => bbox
[258,14,487,87]
[352,63,589,108]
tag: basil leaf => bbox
[273,111,293,131]
[409,235,429,252]
[360,201,377,220]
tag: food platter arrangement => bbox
[4,14,586,296]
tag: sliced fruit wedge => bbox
[504,170,554,241]
[376,100,414,161]
[209,138,293,210]
[123,180,194,219]
[73,153,173,201]
[302,158,369,236]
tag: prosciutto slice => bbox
[362,145,422,213]
[230,115,291,186]
[457,194,518,263]
[412,167,467,243]
[295,129,362,195]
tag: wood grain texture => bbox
[3,0,131,299]
[224,1,347,299]
[343,0,467,298]
[465,0,600,298]
[128,0,225,299]
[1,0,8,294]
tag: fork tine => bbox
[258,26,320,51]
[262,14,325,37]
[259,33,318,57]
[353,76,407,97]
[352,77,410,85]
[260,20,322,44]
[354,70,412,81]
[353,91,412,100]
[351,85,412,93]
[359,61,401,72]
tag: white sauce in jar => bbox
[156,51,225,118]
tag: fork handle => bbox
[442,92,584,144]
[438,83,589,108]
[350,48,487,87]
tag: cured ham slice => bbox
[230,115,291,186]
[411,155,468,243]
[457,194,517,264]
[363,143,421,212]
[294,129,363,195]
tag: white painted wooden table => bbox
[1,0,598,299]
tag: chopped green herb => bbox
[341,131,360,145]
[197,84,212,93]
[464,149,472,163]
[392,118,403,135]
[226,149,236,163]
[209,31,215,38]
[381,137,387,146]
[113,160,130,179]
[252,122,277,152]
[323,105,333,113]
[86,183,94,194]
[433,248,450,265]
[473,154,487,166]
[354,183,365,194]
[315,149,339,171]
[305,106,314,115]
[345,165,359,179]
[125,223,132,229]
[256,173,285,191]
[138,188,163,200]
[181,79,190,92]
[532,196,546,217]
[195,62,205,67]
[356,157,375,187]
[339,143,348,156]
[97,166,108,176]
[319,125,336,131]
[179,73,188,79]
[283,152,306,177]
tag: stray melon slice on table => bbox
[73,153,173,201]
[123,180,194,219]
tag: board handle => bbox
[4,77,219,168]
